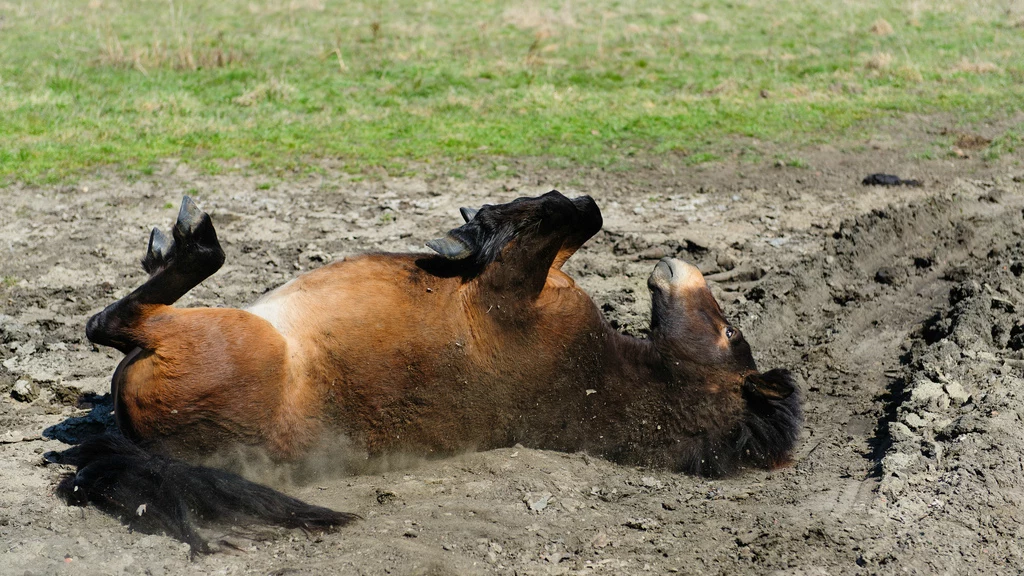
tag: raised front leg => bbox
[425,191,602,298]
[86,197,225,353]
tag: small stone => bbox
[888,422,919,443]
[944,382,971,405]
[639,476,663,489]
[590,532,611,549]
[909,378,946,409]
[524,492,553,512]
[903,412,928,430]
[716,253,737,271]
[881,451,917,473]
[624,517,661,531]
[302,249,331,264]
[543,552,569,563]
[875,266,907,286]
[11,380,38,402]
[735,531,760,546]
[638,246,672,260]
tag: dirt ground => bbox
[1,145,1023,575]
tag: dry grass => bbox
[952,58,1000,74]
[894,65,924,83]
[870,18,894,35]
[97,25,245,72]
[954,132,992,150]
[865,51,894,70]
[503,0,576,32]
[232,79,297,107]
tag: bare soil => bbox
[1,149,1023,575]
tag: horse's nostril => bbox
[655,259,674,278]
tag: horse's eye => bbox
[725,326,736,340]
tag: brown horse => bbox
[53,191,801,552]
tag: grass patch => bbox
[1,0,1022,182]
[773,155,810,169]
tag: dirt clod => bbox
[10,380,38,402]
[862,173,923,187]
[874,265,907,285]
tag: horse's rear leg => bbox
[86,197,225,353]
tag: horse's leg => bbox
[86,196,225,353]
[110,306,310,458]
[84,198,314,457]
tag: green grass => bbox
[1,0,1023,182]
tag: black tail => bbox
[46,434,359,555]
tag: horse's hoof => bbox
[142,227,174,275]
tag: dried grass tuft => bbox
[865,52,894,70]
[98,31,244,72]
[870,18,894,36]
[233,79,297,107]
[951,59,999,74]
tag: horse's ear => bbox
[427,205,491,260]
[459,206,479,222]
[426,234,474,260]
[742,369,796,401]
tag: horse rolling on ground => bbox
[48,191,802,553]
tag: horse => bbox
[50,191,801,553]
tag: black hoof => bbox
[142,227,174,275]
[171,196,223,266]
[174,196,209,240]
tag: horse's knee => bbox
[84,311,107,346]
[86,306,132,353]
[86,303,163,353]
